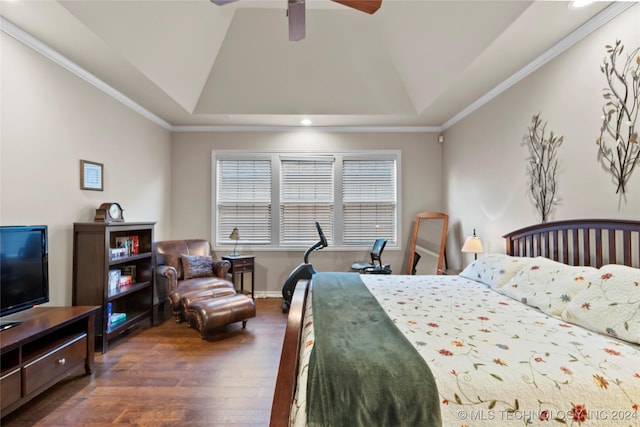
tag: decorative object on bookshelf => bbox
[94,202,124,223]
[80,159,104,191]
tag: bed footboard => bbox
[270,279,310,427]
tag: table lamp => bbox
[462,228,484,260]
[229,227,240,256]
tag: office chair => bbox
[351,238,392,274]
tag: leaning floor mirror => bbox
[407,212,448,275]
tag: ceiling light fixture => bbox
[570,0,593,8]
[300,118,312,126]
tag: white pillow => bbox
[562,264,640,345]
[459,254,532,289]
[499,257,596,318]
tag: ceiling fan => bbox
[210,0,382,41]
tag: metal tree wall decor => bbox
[597,39,640,195]
[525,114,563,223]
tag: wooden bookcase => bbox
[72,222,155,353]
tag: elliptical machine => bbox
[281,221,328,312]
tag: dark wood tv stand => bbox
[0,306,99,417]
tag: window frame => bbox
[212,149,402,251]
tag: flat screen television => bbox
[0,225,49,330]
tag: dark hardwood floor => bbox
[1,298,287,426]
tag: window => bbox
[213,150,400,249]
[342,159,397,244]
[215,159,272,243]
[280,157,334,245]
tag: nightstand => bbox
[222,255,255,299]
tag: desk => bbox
[222,255,255,299]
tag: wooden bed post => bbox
[270,280,310,426]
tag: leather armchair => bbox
[153,239,231,322]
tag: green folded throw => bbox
[307,272,442,427]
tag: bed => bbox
[270,219,640,426]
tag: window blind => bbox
[342,159,397,244]
[280,158,334,245]
[213,151,399,248]
[216,159,272,243]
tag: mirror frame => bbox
[407,212,448,275]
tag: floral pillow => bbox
[459,254,532,289]
[180,254,215,279]
[499,257,596,318]
[562,264,640,345]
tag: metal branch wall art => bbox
[597,39,640,195]
[525,114,563,223]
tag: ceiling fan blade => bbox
[210,0,239,4]
[288,0,305,41]
[332,0,381,14]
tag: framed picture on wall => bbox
[80,160,104,191]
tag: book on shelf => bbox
[107,302,112,329]
[108,269,121,291]
[108,312,127,330]
[114,235,140,257]
[118,275,133,287]
[110,247,127,259]
[120,265,136,281]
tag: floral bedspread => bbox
[290,274,640,426]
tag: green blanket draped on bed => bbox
[306,272,442,427]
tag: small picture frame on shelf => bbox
[80,160,103,191]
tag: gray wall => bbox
[1,33,172,306]
[443,6,640,269]
[170,131,443,295]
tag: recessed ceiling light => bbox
[300,118,312,126]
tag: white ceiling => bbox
[0,0,629,130]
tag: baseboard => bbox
[254,291,282,299]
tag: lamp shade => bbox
[461,236,484,254]
[461,229,484,259]
[229,227,240,241]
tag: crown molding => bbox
[172,125,441,132]
[0,16,173,131]
[2,1,635,133]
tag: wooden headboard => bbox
[503,219,640,268]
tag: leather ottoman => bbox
[168,277,236,322]
[186,294,257,338]
[181,286,237,323]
